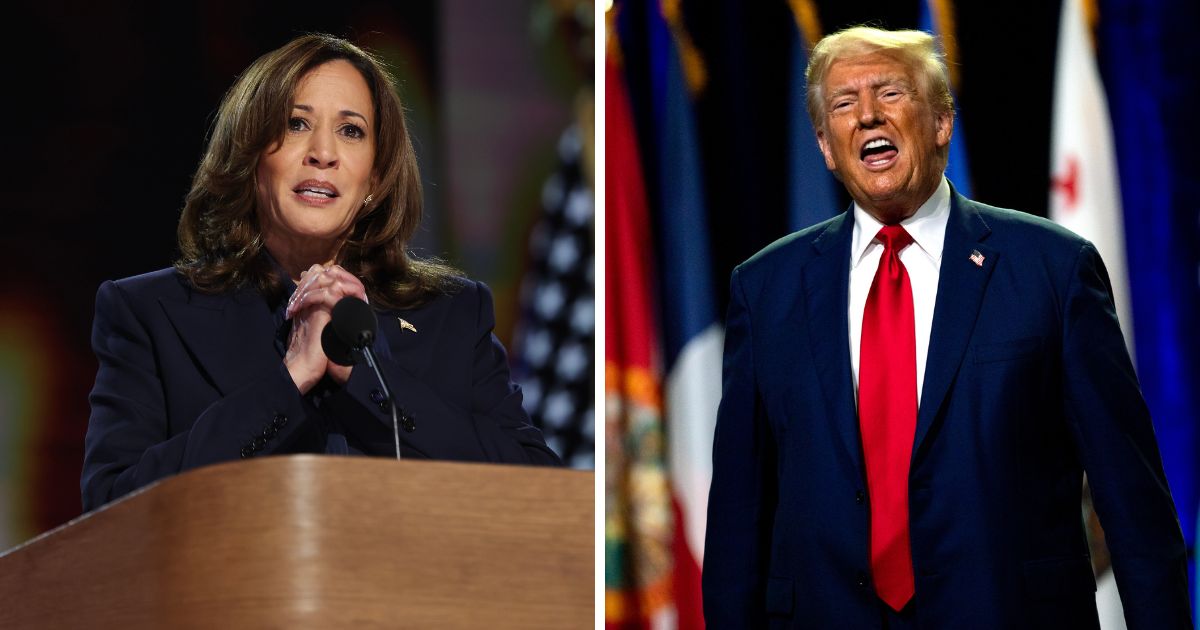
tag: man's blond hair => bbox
[805,26,954,131]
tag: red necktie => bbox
[859,225,917,611]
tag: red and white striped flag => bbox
[1050,2,1132,628]
[1049,0,1134,353]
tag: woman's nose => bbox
[305,131,338,168]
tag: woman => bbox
[82,34,561,512]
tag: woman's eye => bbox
[340,124,365,140]
[287,117,309,132]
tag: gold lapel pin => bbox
[398,317,417,333]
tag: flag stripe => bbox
[1049,0,1134,351]
[604,35,674,627]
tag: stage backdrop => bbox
[0,0,595,551]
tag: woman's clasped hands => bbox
[283,264,369,393]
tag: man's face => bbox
[816,52,952,223]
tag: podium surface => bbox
[0,456,594,628]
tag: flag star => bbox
[535,282,566,319]
[523,328,553,368]
[543,390,574,428]
[522,379,543,410]
[580,407,594,440]
[556,342,589,382]
[557,125,582,162]
[549,235,580,273]
[565,189,593,226]
[571,298,594,335]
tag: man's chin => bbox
[853,188,923,223]
[852,185,902,207]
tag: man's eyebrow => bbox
[292,104,370,125]
[827,76,912,98]
[876,76,914,89]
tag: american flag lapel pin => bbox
[969,250,985,267]
[398,317,417,333]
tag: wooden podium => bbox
[0,456,594,628]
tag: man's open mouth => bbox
[860,137,898,167]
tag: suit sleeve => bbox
[324,281,562,465]
[462,281,562,465]
[82,280,317,512]
[1060,243,1194,628]
[703,266,778,627]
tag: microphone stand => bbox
[357,343,402,461]
[324,297,404,461]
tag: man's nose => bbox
[306,131,338,168]
[857,97,884,127]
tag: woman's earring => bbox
[363,194,374,206]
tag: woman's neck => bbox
[263,232,337,283]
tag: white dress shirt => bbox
[849,177,951,408]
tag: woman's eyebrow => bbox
[292,103,369,125]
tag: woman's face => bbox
[257,59,376,255]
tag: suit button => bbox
[855,490,865,505]
[252,436,267,451]
[240,446,253,459]
[856,572,869,589]
[369,389,386,404]
[273,413,288,429]
[262,426,277,439]
[401,410,416,432]
[378,399,391,413]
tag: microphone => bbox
[321,296,403,460]
[329,296,378,349]
[320,325,356,367]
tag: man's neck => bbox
[857,178,944,225]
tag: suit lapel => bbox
[377,292,454,379]
[914,191,997,459]
[158,278,453,399]
[158,286,282,396]
[803,211,863,478]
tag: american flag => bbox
[511,124,595,469]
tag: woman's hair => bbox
[176,33,458,309]
[805,26,955,132]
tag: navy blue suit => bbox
[702,192,1192,628]
[82,268,560,512]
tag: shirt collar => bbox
[850,176,951,269]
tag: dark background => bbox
[0,0,592,548]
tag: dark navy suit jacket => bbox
[82,268,560,512]
[702,192,1192,629]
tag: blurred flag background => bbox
[604,0,1199,627]
[0,0,594,552]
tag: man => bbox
[702,26,1192,629]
